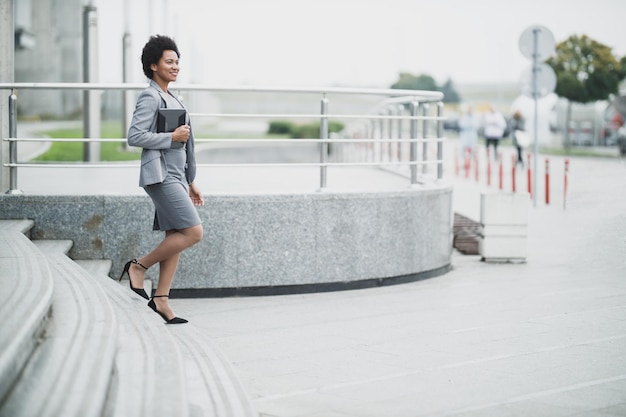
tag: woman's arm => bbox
[127,90,174,150]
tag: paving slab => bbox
[178,153,626,417]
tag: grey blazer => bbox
[127,80,196,187]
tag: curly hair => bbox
[141,35,180,80]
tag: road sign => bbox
[519,63,557,99]
[519,25,556,61]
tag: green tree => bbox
[439,78,461,103]
[546,34,624,148]
[391,73,461,103]
[391,73,438,91]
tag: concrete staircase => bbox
[0,220,257,417]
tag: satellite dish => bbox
[519,63,557,98]
[519,25,556,62]
[614,96,626,118]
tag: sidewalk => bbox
[177,152,626,417]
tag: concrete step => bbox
[76,259,154,297]
[0,219,35,235]
[32,239,73,255]
[74,259,112,276]
[0,230,54,407]
[169,325,258,417]
[1,245,117,417]
[84,271,190,417]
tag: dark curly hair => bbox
[140,35,180,80]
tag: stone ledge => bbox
[0,229,53,407]
[0,185,453,294]
[0,248,117,417]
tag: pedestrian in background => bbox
[509,110,527,167]
[459,105,479,158]
[483,106,507,160]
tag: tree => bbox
[439,78,461,103]
[391,73,438,91]
[391,73,461,103]
[546,34,624,147]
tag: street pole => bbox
[83,1,100,162]
[532,28,539,207]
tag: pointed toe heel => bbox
[148,295,188,324]
[119,259,150,300]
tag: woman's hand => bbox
[172,124,191,142]
[189,183,204,206]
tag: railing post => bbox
[319,95,329,190]
[409,100,419,185]
[421,103,430,175]
[397,104,404,162]
[387,106,394,162]
[437,101,444,180]
[369,119,376,163]
[7,90,22,194]
[82,4,100,162]
[378,110,384,163]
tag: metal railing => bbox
[0,83,446,194]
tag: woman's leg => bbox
[153,242,181,320]
[127,224,203,296]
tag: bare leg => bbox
[153,238,181,320]
[128,224,203,318]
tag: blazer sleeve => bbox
[127,89,174,150]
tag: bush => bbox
[290,121,344,139]
[267,120,295,135]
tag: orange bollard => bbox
[498,152,503,190]
[527,153,532,198]
[511,154,517,193]
[486,149,492,187]
[564,159,569,209]
[545,158,550,205]
[475,153,479,182]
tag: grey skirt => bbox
[145,179,201,231]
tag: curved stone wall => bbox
[0,183,452,296]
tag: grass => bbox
[36,122,140,162]
[35,123,290,161]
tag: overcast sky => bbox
[98,0,626,89]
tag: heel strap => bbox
[131,259,148,270]
[152,294,169,298]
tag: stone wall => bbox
[0,185,453,296]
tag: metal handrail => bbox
[0,82,444,99]
[1,83,446,194]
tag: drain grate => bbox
[453,213,480,255]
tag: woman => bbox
[459,105,478,157]
[121,35,204,324]
[482,106,507,160]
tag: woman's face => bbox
[151,50,179,84]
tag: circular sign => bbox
[519,63,557,98]
[519,25,556,61]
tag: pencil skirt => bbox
[144,180,201,231]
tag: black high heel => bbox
[119,259,149,300]
[148,295,188,324]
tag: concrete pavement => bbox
[176,152,626,417]
[9,125,626,416]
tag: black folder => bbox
[157,108,187,133]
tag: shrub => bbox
[267,120,295,135]
[290,121,344,139]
